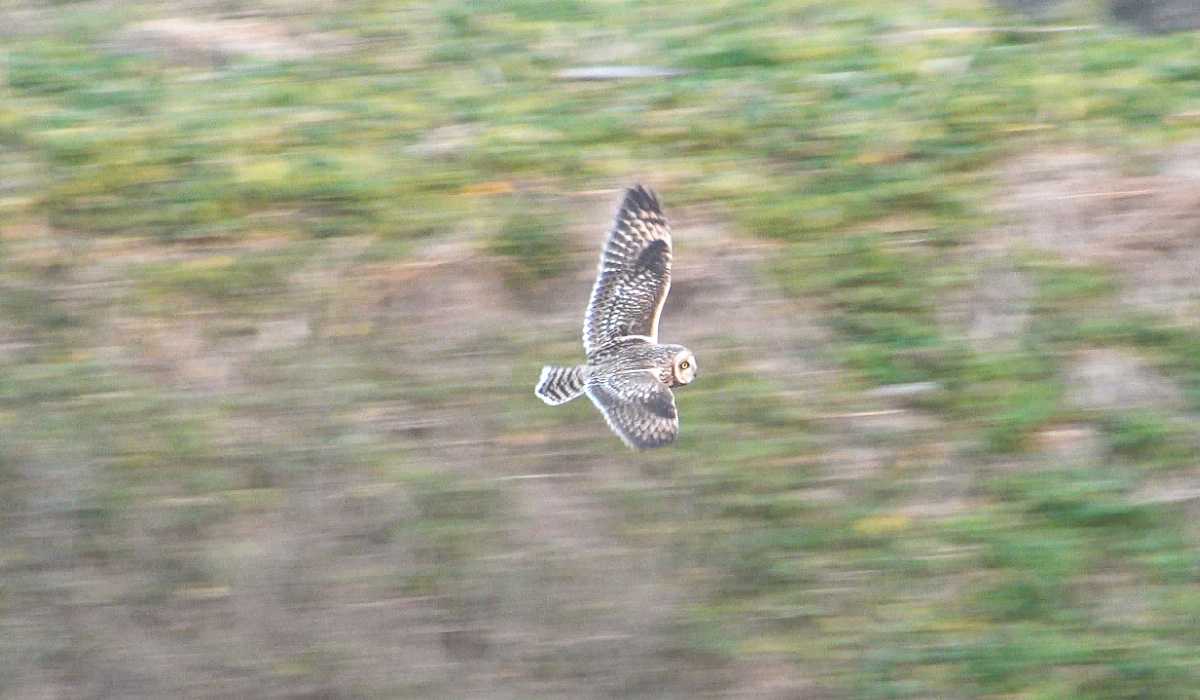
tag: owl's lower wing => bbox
[583,186,672,358]
[586,372,679,449]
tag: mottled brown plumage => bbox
[535,185,698,449]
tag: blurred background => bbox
[2,0,1200,697]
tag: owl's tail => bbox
[535,365,588,406]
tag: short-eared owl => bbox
[535,185,698,449]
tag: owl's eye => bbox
[680,361,690,370]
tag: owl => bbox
[535,185,698,449]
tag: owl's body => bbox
[592,339,684,378]
[535,185,698,449]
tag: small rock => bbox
[117,18,338,64]
[1066,349,1184,412]
[918,56,972,77]
[254,318,310,351]
[866,382,942,400]
[1111,0,1200,34]
[993,0,1068,18]
[1034,424,1103,464]
[1133,478,1200,504]
[555,66,688,81]
[406,125,477,160]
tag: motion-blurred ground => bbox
[2,1,1200,698]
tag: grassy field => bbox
[2,0,1200,697]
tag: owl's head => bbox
[671,348,698,386]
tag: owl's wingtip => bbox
[622,183,662,215]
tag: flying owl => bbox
[535,185,698,449]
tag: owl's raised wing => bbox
[586,371,679,449]
[583,186,672,359]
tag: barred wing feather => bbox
[582,186,672,358]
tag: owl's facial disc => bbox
[673,350,698,385]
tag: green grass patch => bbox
[488,205,570,286]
